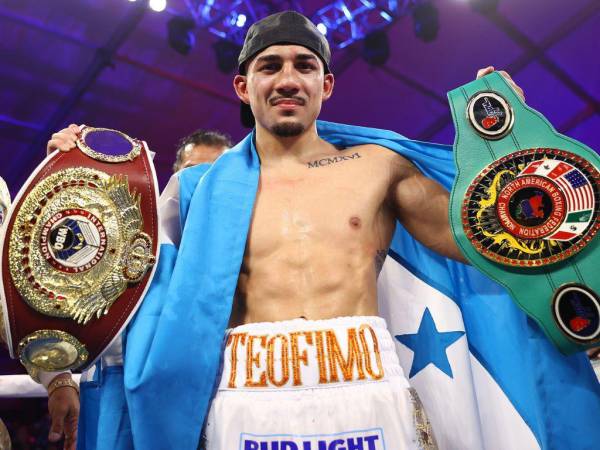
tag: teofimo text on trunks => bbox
[241,429,384,450]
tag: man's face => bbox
[234,45,334,137]
[179,144,226,170]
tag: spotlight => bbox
[236,14,247,28]
[316,23,328,36]
[469,0,499,13]
[412,2,439,42]
[212,39,242,74]
[167,16,196,55]
[362,30,390,66]
[149,0,167,12]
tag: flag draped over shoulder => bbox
[77,120,600,450]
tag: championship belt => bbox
[449,72,600,354]
[0,127,159,374]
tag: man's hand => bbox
[47,124,83,155]
[476,66,525,102]
[47,374,80,450]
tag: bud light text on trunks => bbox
[241,429,384,450]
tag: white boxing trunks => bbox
[203,316,436,450]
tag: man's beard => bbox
[271,121,305,137]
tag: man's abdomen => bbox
[233,248,379,325]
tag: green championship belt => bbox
[448,72,600,354]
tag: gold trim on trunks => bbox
[409,387,438,450]
[8,167,155,325]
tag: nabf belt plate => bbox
[0,127,159,373]
[449,73,600,354]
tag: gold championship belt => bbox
[0,127,159,375]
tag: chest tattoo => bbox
[307,152,362,169]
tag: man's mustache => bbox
[269,96,306,106]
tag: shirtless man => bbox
[42,11,524,450]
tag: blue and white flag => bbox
[76,121,600,450]
[375,136,600,450]
[379,234,600,450]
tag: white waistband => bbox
[217,316,407,391]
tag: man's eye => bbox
[261,64,279,71]
[297,63,315,70]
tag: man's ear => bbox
[233,75,249,104]
[322,73,335,102]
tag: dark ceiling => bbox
[1,0,599,190]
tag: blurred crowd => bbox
[1,399,62,450]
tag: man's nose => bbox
[274,64,301,93]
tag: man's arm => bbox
[47,374,79,450]
[387,155,468,263]
[386,67,524,263]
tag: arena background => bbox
[0,0,599,448]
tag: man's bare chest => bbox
[246,149,394,255]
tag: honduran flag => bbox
[71,121,600,450]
